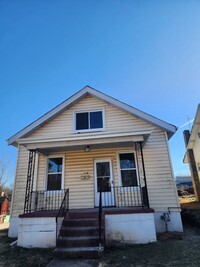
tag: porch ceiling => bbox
[19,130,151,155]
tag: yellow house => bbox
[7,86,182,258]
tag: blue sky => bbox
[1,0,200,184]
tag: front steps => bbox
[55,210,104,259]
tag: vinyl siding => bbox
[28,95,151,139]
[11,140,179,216]
[193,125,200,177]
[11,95,179,217]
[143,129,179,210]
[11,145,29,217]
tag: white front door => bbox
[94,159,115,207]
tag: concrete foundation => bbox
[105,212,157,244]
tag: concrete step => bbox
[60,226,104,237]
[57,236,99,247]
[67,211,99,219]
[54,246,104,259]
[63,218,100,227]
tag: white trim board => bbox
[7,86,177,146]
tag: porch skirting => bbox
[10,209,183,248]
[17,217,56,248]
[105,212,157,244]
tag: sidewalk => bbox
[46,259,100,267]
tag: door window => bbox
[96,162,111,192]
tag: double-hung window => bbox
[119,152,138,187]
[47,157,63,191]
[75,109,104,132]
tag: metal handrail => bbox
[56,189,69,239]
[98,185,103,250]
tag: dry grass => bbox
[179,196,196,204]
[0,229,53,267]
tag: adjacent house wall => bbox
[193,127,200,176]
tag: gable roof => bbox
[7,86,177,146]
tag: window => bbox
[47,157,63,191]
[75,110,104,131]
[119,153,138,187]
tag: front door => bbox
[94,159,115,207]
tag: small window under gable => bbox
[74,109,104,132]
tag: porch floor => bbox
[19,207,154,218]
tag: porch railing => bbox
[56,189,69,239]
[100,186,148,208]
[25,189,69,213]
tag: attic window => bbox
[74,109,105,132]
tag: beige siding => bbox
[37,154,46,190]
[28,95,151,139]
[11,145,29,217]
[11,94,179,217]
[12,137,179,216]
[193,127,200,164]
[143,129,179,211]
[33,133,178,211]
[193,125,200,178]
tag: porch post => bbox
[139,142,150,208]
[24,150,36,213]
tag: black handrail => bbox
[56,189,69,239]
[98,184,103,249]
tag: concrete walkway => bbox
[46,259,101,267]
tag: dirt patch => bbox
[181,200,200,210]
[0,229,53,267]
[181,201,200,228]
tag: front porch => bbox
[18,206,156,256]
[17,136,156,253]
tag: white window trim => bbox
[73,108,106,133]
[117,150,139,187]
[44,154,65,191]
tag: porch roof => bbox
[18,130,151,155]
